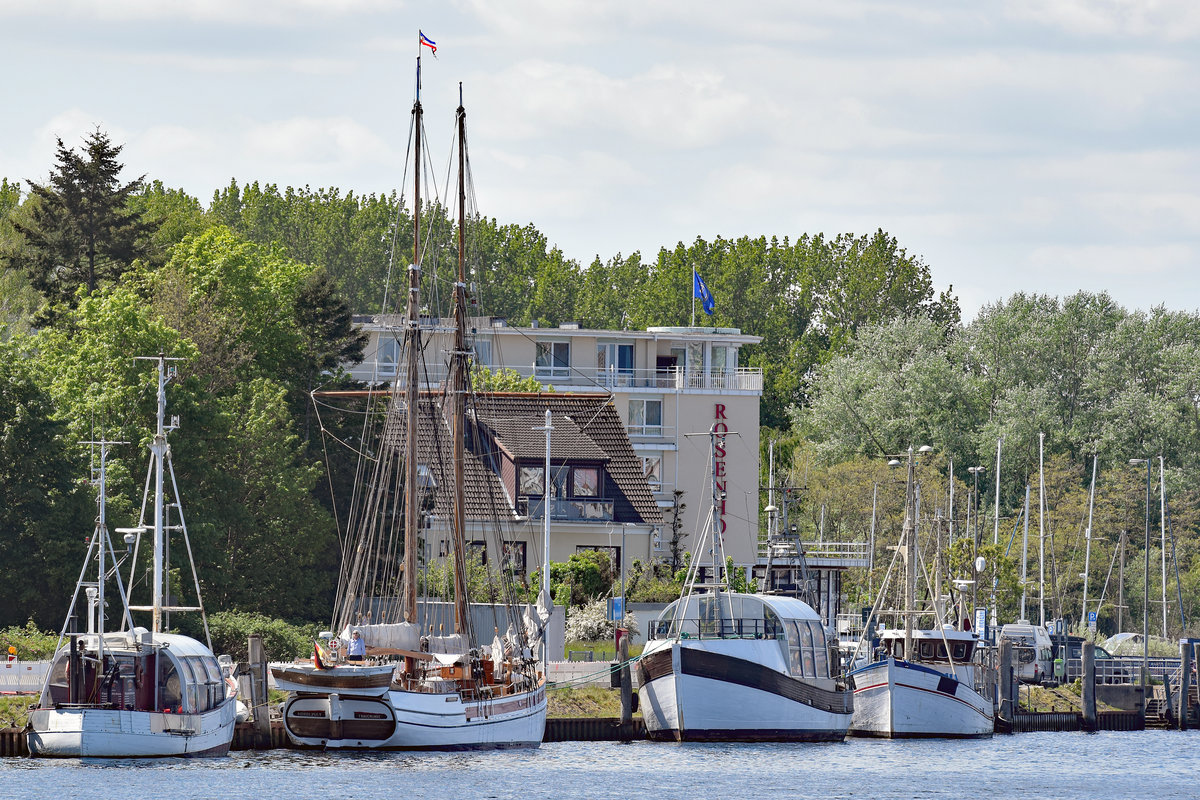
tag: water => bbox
[3,732,1198,799]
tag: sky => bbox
[3,0,1199,319]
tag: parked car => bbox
[1061,635,1130,684]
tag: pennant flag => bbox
[419,30,437,55]
[693,270,715,315]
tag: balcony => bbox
[520,497,615,522]
[346,363,763,394]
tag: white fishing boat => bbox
[273,52,547,750]
[636,427,853,741]
[28,356,238,758]
[847,628,993,738]
[847,447,994,739]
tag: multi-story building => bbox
[348,316,765,570]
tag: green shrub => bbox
[175,611,319,661]
[1,620,60,660]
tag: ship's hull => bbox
[848,658,993,739]
[282,681,546,749]
[27,701,237,758]
[637,640,852,742]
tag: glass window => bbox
[519,466,544,495]
[597,343,634,375]
[377,335,399,376]
[628,399,663,436]
[572,467,599,497]
[810,623,829,677]
[502,541,527,576]
[641,456,662,489]
[473,338,492,367]
[535,341,570,378]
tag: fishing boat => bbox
[272,54,547,750]
[28,356,238,758]
[847,448,994,739]
[637,428,853,741]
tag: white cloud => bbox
[0,0,396,25]
[1029,243,1193,277]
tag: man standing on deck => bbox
[347,629,366,662]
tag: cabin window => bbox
[810,623,829,678]
[159,658,183,713]
[952,642,970,661]
[784,620,826,678]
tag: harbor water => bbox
[2,732,1197,799]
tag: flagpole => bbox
[691,269,695,327]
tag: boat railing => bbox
[649,617,784,641]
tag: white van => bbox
[1000,623,1054,684]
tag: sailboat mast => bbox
[1081,455,1097,630]
[903,447,915,659]
[402,58,423,623]
[450,87,470,633]
[151,356,168,634]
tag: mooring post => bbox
[618,631,632,727]
[1179,640,1192,731]
[248,634,271,748]
[998,639,1013,729]
[1082,641,1097,732]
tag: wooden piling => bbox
[618,634,632,727]
[997,639,1014,731]
[1179,641,1192,731]
[247,634,271,749]
[1081,641,1097,732]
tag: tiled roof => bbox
[380,391,661,526]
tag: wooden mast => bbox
[402,57,423,624]
[450,85,471,634]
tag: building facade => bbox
[348,317,764,569]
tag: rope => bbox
[546,653,644,690]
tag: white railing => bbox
[344,363,763,393]
[758,540,871,562]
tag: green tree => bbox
[7,130,155,309]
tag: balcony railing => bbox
[520,497,615,522]
[758,539,871,564]
[345,363,763,393]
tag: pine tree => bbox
[8,129,154,307]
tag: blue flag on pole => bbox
[693,270,715,315]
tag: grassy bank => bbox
[547,686,637,718]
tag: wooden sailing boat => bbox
[847,448,993,738]
[28,356,238,758]
[274,58,547,749]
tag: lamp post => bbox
[968,466,986,553]
[1130,457,1151,695]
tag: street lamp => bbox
[967,466,986,553]
[1130,457,1151,694]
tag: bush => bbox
[565,599,639,642]
[176,611,319,661]
[0,620,60,660]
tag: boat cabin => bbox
[648,593,836,681]
[876,628,978,664]
[43,631,226,715]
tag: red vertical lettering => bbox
[714,403,726,420]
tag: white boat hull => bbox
[282,683,546,750]
[637,640,852,742]
[849,658,993,738]
[27,702,237,758]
